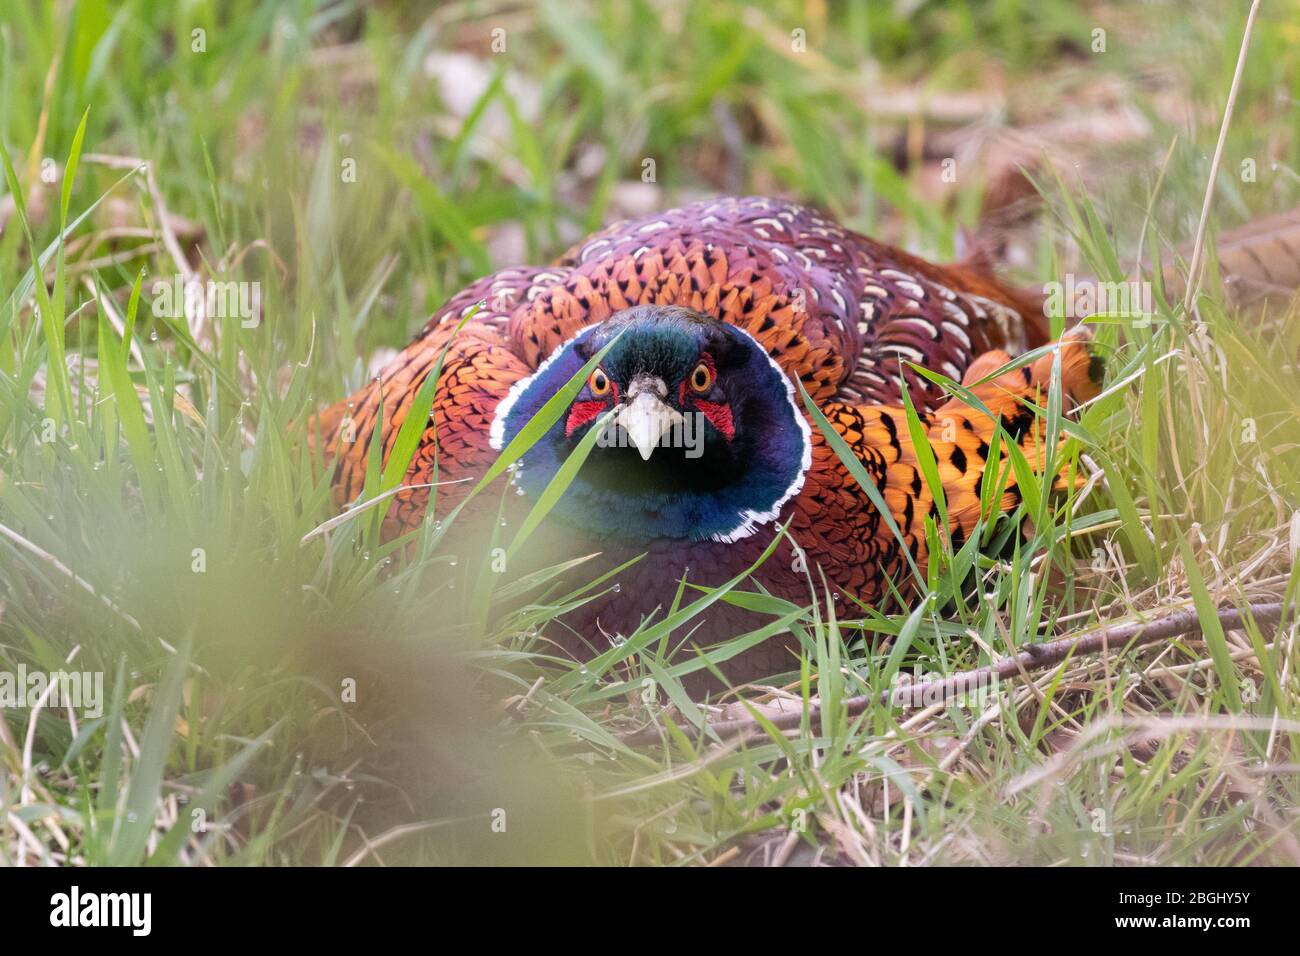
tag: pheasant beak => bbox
[616,378,682,461]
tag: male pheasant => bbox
[316,196,1101,682]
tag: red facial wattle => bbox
[694,400,735,441]
[565,400,609,437]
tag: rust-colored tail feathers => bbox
[932,326,1100,533]
[813,326,1101,599]
[856,327,1101,559]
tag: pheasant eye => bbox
[689,361,714,393]
[588,368,611,396]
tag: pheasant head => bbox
[490,305,811,543]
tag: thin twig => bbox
[21,646,80,804]
[1182,0,1261,313]
[84,276,145,369]
[0,520,142,633]
[620,601,1288,747]
[299,477,472,545]
[342,818,465,867]
[82,152,205,338]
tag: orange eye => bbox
[689,361,714,393]
[588,368,611,396]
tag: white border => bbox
[708,325,813,543]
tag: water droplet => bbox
[611,583,621,593]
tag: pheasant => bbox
[315,196,1101,682]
